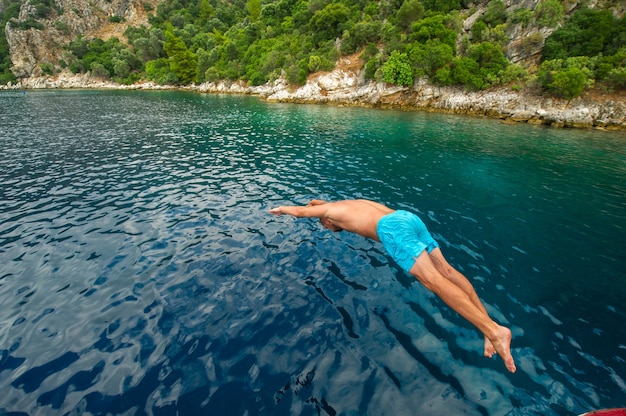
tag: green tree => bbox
[113,58,131,79]
[352,21,382,48]
[608,67,626,90]
[342,22,379,55]
[247,0,261,21]
[116,48,142,72]
[500,64,528,86]
[364,58,378,80]
[163,25,198,84]
[90,62,110,78]
[542,8,619,60]
[361,42,379,61]
[436,41,509,90]
[146,57,176,84]
[510,8,533,28]
[471,20,487,42]
[535,0,563,28]
[597,47,626,88]
[196,48,214,83]
[381,50,414,86]
[66,37,133,77]
[448,56,482,89]
[409,15,457,51]
[481,24,508,48]
[126,26,165,63]
[537,58,591,98]
[468,41,508,75]
[310,3,350,43]
[421,0,460,13]
[547,67,587,99]
[204,67,220,82]
[482,0,506,27]
[308,55,322,72]
[407,38,453,77]
[198,0,214,22]
[68,36,90,59]
[396,0,424,30]
[39,62,54,75]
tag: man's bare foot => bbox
[484,337,496,358]
[489,325,516,373]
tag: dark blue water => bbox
[1,90,625,415]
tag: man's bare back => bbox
[269,199,394,240]
[317,200,394,240]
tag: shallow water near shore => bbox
[1,90,625,415]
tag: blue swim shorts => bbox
[376,210,439,272]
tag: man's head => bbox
[319,217,343,232]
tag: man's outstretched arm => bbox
[269,204,329,218]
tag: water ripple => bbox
[0,91,625,415]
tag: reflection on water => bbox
[0,90,625,415]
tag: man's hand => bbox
[269,207,283,216]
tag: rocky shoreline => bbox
[4,66,626,131]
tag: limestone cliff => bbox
[5,0,157,78]
[231,55,626,130]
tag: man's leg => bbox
[408,250,516,373]
[427,248,497,357]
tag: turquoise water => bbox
[0,90,625,415]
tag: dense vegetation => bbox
[65,0,530,89]
[2,0,626,98]
[538,7,626,98]
[0,0,21,84]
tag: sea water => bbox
[0,90,625,415]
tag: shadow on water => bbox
[0,90,625,415]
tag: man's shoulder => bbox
[332,200,365,209]
[326,199,392,214]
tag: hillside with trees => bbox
[1,0,625,99]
